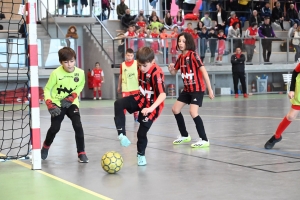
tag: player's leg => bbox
[232,72,239,97]
[189,92,209,148]
[136,116,153,166]
[97,86,102,99]
[114,95,140,146]
[265,107,300,149]
[66,105,88,163]
[41,108,67,160]
[122,92,129,115]
[238,72,248,98]
[130,91,140,121]
[172,91,191,144]
[93,86,97,100]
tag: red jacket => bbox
[228,17,240,28]
[244,27,257,45]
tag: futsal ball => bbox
[101,151,123,174]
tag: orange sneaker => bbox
[235,94,239,98]
[243,94,249,98]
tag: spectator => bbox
[258,17,276,63]
[160,27,172,63]
[293,25,300,62]
[196,21,204,32]
[231,47,248,98]
[184,22,194,34]
[199,27,208,62]
[102,0,111,19]
[148,15,164,31]
[200,0,210,18]
[287,4,300,27]
[237,0,249,20]
[226,11,242,36]
[244,22,258,64]
[228,22,241,53]
[249,10,262,27]
[136,15,147,29]
[177,0,184,9]
[162,0,172,17]
[124,25,137,50]
[149,11,162,23]
[173,10,185,31]
[201,12,212,29]
[208,28,218,63]
[288,23,298,39]
[164,12,173,29]
[261,3,271,20]
[272,2,285,31]
[216,29,226,64]
[192,28,199,48]
[134,10,148,25]
[183,0,196,15]
[214,3,227,33]
[117,0,128,20]
[121,9,135,29]
[149,0,158,10]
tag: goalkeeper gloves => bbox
[45,99,61,117]
[60,93,77,108]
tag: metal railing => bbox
[38,0,66,38]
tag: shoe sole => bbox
[191,143,210,148]
[78,158,89,163]
[173,137,191,145]
[138,163,147,166]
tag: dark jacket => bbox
[213,9,227,24]
[286,8,299,20]
[272,6,283,20]
[249,15,262,26]
[208,32,218,45]
[231,54,245,73]
[261,6,271,18]
[121,14,135,28]
[117,3,128,17]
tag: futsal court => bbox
[1,94,299,200]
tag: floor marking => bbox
[0,155,113,200]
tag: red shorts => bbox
[122,90,139,98]
[93,80,102,87]
[292,105,300,110]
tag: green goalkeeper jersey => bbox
[44,66,85,107]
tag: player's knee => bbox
[189,110,198,118]
[286,113,296,121]
[172,105,180,114]
[114,99,122,109]
[49,125,60,133]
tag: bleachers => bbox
[0,0,23,20]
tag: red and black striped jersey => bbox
[174,51,206,92]
[134,63,165,121]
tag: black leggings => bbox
[232,72,247,94]
[114,96,152,155]
[44,105,85,153]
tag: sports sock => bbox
[193,115,208,141]
[43,142,50,149]
[98,90,102,97]
[93,91,96,97]
[174,112,188,137]
[275,116,291,139]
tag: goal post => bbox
[26,0,41,170]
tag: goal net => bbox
[0,0,40,167]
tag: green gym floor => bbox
[1,94,300,200]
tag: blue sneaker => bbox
[118,133,131,147]
[137,154,147,166]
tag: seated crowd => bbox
[114,0,300,64]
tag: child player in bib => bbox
[41,47,88,163]
[91,62,104,100]
[264,63,300,149]
[117,48,139,121]
[168,32,214,148]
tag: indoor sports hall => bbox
[1,0,300,199]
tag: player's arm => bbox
[200,66,214,99]
[44,72,57,101]
[101,70,105,83]
[44,72,61,116]
[168,55,181,75]
[118,65,122,93]
[289,64,300,99]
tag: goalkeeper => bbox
[41,47,88,163]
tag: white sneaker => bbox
[191,139,210,148]
[137,154,147,166]
[173,135,191,144]
[93,97,96,100]
[99,97,102,100]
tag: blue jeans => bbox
[290,19,300,27]
[150,0,157,9]
[294,45,300,62]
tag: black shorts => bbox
[177,91,204,107]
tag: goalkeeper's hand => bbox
[45,99,61,117]
[60,93,77,108]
